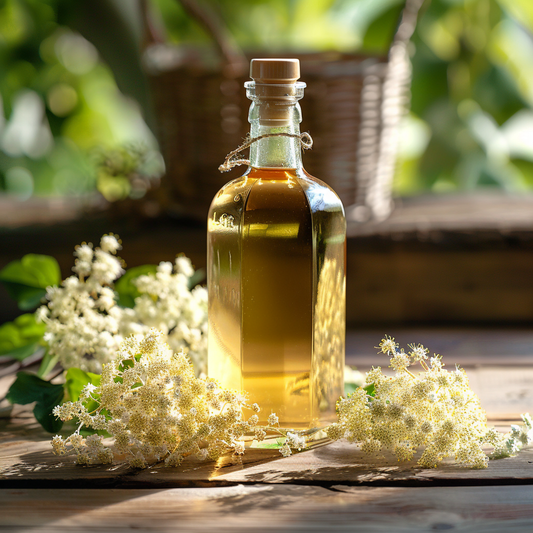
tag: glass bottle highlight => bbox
[208,58,346,434]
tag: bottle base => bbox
[248,426,331,452]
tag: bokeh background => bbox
[1,0,532,203]
[1,0,533,328]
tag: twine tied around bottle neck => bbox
[218,132,313,173]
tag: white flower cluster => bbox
[279,431,307,457]
[37,235,207,375]
[51,330,260,467]
[129,257,207,374]
[36,236,125,372]
[327,336,531,469]
[491,413,533,458]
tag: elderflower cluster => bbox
[37,235,207,375]
[128,258,207,374]
[51,330,260,467]
[36,235,125,372]
[491,413,533,458]
[327,336,531,469]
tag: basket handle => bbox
[392,0,425,45]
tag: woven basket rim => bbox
[144,46,389,76]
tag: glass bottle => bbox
[207,59,346,436]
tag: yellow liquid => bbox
[208,167,345,430]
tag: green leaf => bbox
[65,367,101,402]
[249,436,287,449]
[37,352,59,379]
[115,264,157,308]
[344,383,376,397]
[188,268,205,290]
[364,383,376,397]
[0,254,61,310]
[0,313,46,360]
[344,382,359,396]
[65,367,101,417]
[361,0,404,54]
[118,359,135,372]
[6,372,64,433]
[0,285,46,311]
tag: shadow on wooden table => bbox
[0,417,285,489]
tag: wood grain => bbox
[1,415,532,489]
[346,249,533,324]
[216,441,533,486]
[345,328,533,366]
[4,194,533,326]
[1,356,532,490]
[1,485,533,532]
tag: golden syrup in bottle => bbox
[208,59,346,435]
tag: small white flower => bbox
[505,437,521,454]
[100,235,121,254]
[408,343,429,362]
[268,413,279,426]
[39,234,207,374]
[378,336,398,355]
[86,434,103,448]
[83,383,98,394]
[63,276,81,290]
[157,261,173,275]
[287,432,306,450]
[35,306,49,322]
[73,260,92,277]
[75,244,94,263]
[175,256,194,277]
[431,356,444,371]
[233,441,245,455]
[280,443,292,457]
[390,352,410,372]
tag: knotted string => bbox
[218,132,313,172]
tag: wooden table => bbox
[1,329,533,532]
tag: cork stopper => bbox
[249,59,302,126]
[250,58,300,84]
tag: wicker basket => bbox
[143,0,424,222]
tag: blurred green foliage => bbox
[1,0,532,199]
[0,0,159,201]
[92,143,163,201]
[397,0,533,193]
[0,253,60,310]
[155,0,533,194]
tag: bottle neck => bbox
[247,100,303,170]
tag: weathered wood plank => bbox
[1,485,533,532]
[1,358,532,489]
[4,194,533,326]
[0,417,283,488]
[345,328,533,366]
[217,441,533,486]
[347,193,533,237]
[346,249,533,324]
[1,414,532,489]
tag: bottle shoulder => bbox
[208,167,346,221]
[213,172,254,198]
[208,172,256,215]
[296,169,346,216]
